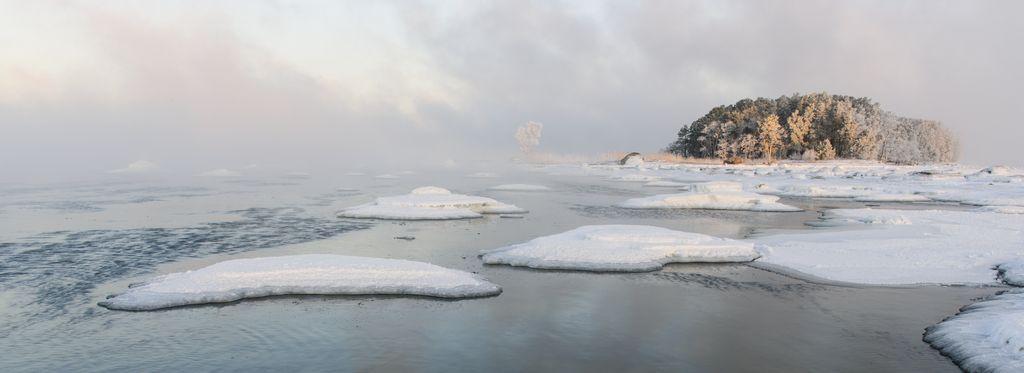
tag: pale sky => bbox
[2,0,1022,180]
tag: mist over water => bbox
[3,0,1024,183]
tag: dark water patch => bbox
[555,182,643,197]
[221,179,302,187]
[0,207,369,320]
[635,271,826,295]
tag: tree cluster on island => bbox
[666,93,959,164]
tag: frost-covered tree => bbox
[515,121,543,154]
[816,139,836,160]
[757,114,784,163]
[667,93,958,164]
[785,109,812,156]
[738,134,758,159]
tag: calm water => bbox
[0,168,997,372]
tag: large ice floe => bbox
[924,290,1024,373]
[481,225,759,272]
[921,259,1024,371]
[620,182,800,212]
[337,186,526,220]
[99,255,501,311]
[756,208,1024,285]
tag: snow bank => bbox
[337,186,526,220]
[99,255,501,311]
[489,184,551,191]
[757,209,1024,284]
[619,191,800,212]
[481,225,758,272]
[924,290,1024,373]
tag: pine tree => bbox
[757,114,783,163]
[816,139,836,160]
[786,109,811,155]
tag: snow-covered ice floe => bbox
[924,290,1024,373]
[997,260,1024,287]
[756,208,1024,285]
[488,184,551,191]
[99,255,501,311]
[481,225,759,272]
[337,186,526,220]
[620,183,800,212]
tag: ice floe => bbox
[488,184,551,191]
[619,191,800,212]
[924,290,1024,373]
[99,254,501,311]
[756,209,1024,285]
[337,186,526,220]
[481,225,759,272]
[997,260,1024,286]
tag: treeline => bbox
[666,93,959,164]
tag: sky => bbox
[2,0,1022,181]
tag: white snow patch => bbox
[481,225,758,272]
[337,186,526,220]
[924,290,1024,373]
[488,184,551,191]
[99,255,501,310]
[467,172,499,178]
[757,209,1024,285]
[620,191,800,212]
[374,174,399,179]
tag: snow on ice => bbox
[481,225,759,272]
[337,186,526,220]
[100,254,501,310]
